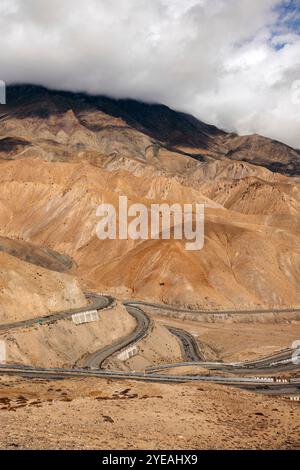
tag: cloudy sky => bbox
[0,0,300,147]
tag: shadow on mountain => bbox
[4,85,224,149]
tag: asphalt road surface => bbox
[166,326,204,361]
[146,348,300,375]
[0,363,299,394]
[83,305,151,368]
[0,293,113,332]
[125,300,300,316]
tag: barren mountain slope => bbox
[0,251,86,323]
[220,134,300,176]
[1,85,300,174]
[0,157,299,308]
[0,85,299,308]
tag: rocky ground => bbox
[0,375,299,450]
[0,251,86,324]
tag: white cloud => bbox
[0,0,299,147]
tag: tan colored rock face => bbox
[0,252,86,323]
[0,85,300,309]
[0,155,299,310]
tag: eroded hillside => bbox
[0,85,299,309]
[0,251,86,323]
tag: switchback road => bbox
[83,305,151,368]
[0,293,299,395]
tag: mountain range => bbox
[0,84,300,310]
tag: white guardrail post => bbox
[72,310,99,325]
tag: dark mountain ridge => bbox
[1,84,299,175]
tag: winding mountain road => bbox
[0,293,299,395]
[83,305,151,368]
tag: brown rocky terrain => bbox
[0,375,299,450]
[0,235,73,272]
[0,85,299,309]
[0,251,86,324]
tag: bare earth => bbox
[151,314,300,362]
[0,252,86,324]
[0,375,299,450]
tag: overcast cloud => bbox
[0,0,300,147]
